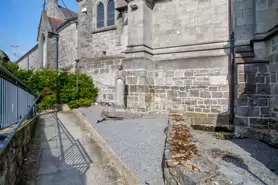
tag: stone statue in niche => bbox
[115,64,126,108]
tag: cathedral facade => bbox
[17,0,278,146]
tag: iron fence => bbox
[0,65,36,129]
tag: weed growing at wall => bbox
[1,62,98,110]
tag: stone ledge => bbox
[253,24,278,42]
[72,109,141,185]
[92,25,117,34]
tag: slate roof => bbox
[0,50,10,61]
[58,5,78,20]
[48,6,77,31]
[49,17,65,31]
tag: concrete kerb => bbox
[66,105,141,185]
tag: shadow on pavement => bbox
[18,112,93,185]
[231,138,278,176]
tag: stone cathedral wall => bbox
[234,0,278,145]
[80,55,229,119]
[152,0,229,48]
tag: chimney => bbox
[47,0,64,19]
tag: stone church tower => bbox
[17,0,78,70]
[47,0,65,20]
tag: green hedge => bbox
[1,62,98,110]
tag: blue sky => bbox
[0,0,78,62]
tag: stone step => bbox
[191,124,234,132]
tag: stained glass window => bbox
[107,0,115,26]
[97,3,104,28]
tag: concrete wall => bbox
[152,0,229,48]
[58,23,78,71]
[0,117,38,185]
[17,48,40,70]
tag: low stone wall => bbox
[0,116,38,185]
[164,113,232,185]
[164,112,278,185]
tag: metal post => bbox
[75,59,80,99]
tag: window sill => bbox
[92,25,117,34]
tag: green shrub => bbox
[39,95,57,110]
[68,100,80,109]
[78,98,93,107]
[68,98,92,109]
[1,62,98,110]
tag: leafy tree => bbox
[0,62,98,110]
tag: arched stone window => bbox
[107,0,115,26]
[97,2,104,28]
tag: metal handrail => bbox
[0,95,40,154]
[0,65,34,95]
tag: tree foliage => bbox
[1,62,98,110]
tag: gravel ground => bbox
[194,130,278,185]
[78,106,168,185]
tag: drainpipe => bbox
[56,34,59,71]
[228,0,235,124]
[75,59,80,99]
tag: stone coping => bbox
[0,117,37,137]
[164,112,234,185]
[92,25,117,34]
[71,107,141,185]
